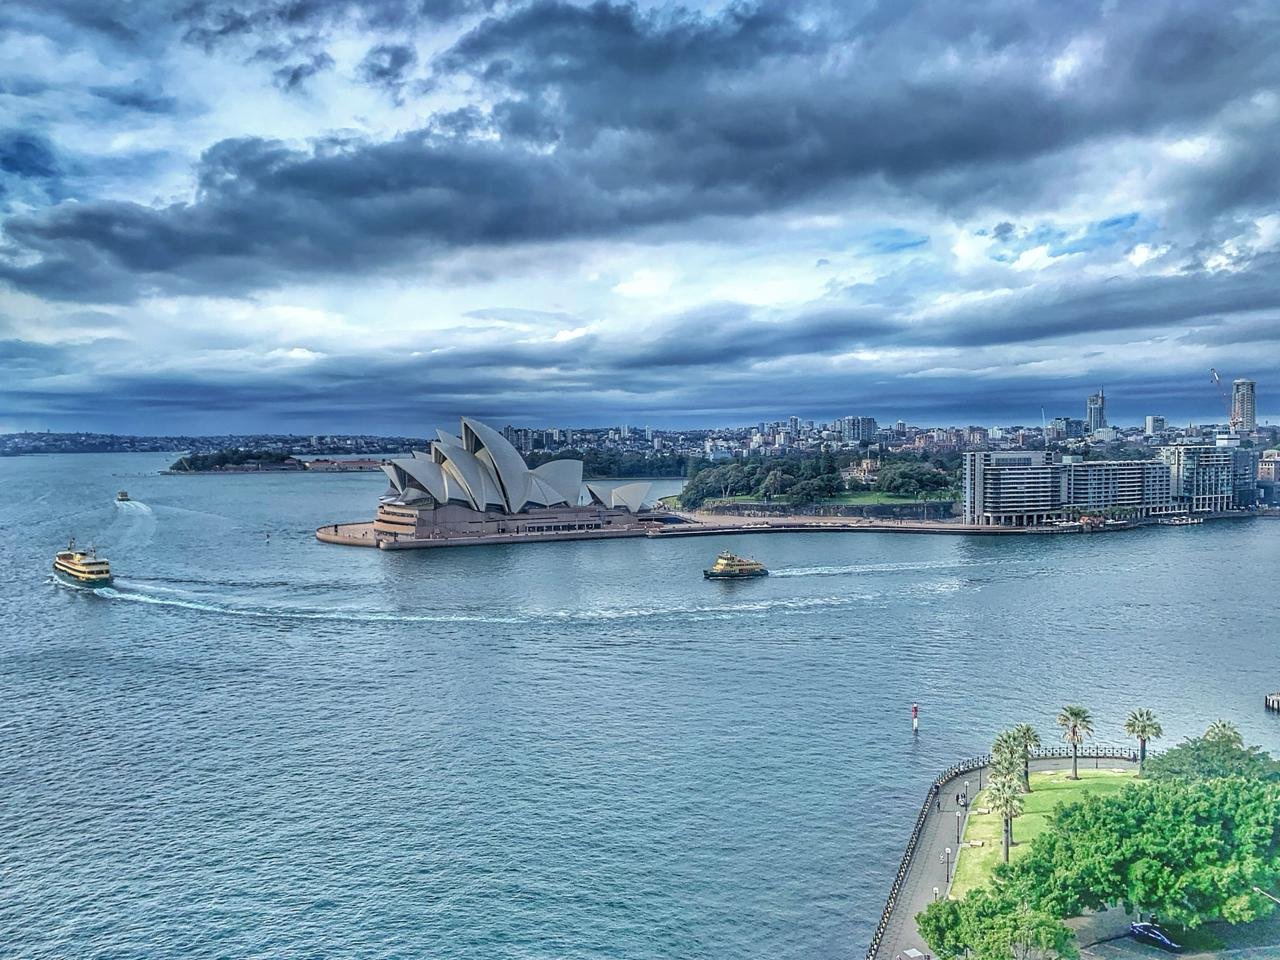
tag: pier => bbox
[1266,693,1280,713]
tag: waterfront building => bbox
[964,451,1058,526]
[1086,389,1107,433]
[1261,451,1280,483]
[375,418,652,542]
[1157,445,1258,513]
[1061,458,1173,515]
[1144,415,1166,436]
[964,451,1177,526]
[1233,379,1257,431]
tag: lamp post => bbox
[964,779,970,805]
[933,886,940,901]
[956,809,963,844]
[944,846,953,883]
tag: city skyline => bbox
[4,2,1280,433]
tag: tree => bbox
[918,888,1078,960]
[916,896,971,960]
[1205,719,1245,748]
[1056,705,1093,780]
[1123,708,1163,775]
[1010,724,1042,792]
[988,777,1025,864]
[1144,736,1280,782]
[758,467,794,499]
[1011,778,1280,929]
[992,730,1027,790]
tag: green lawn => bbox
[949,768,1136,898]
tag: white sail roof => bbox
[383,417,617,515]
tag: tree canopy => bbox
[919,776,1280,957]
[1143,735,1280,782]
[678,450,961,507]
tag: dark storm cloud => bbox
[0,131,59,180]
[913,252,1280,348]
[357,42,418,93]
[270,51,336,91]
[614,303,901,369]
[0,131,64,205]
[88,81,180,114]
[178,0,491,83]
[6,0,1280,302]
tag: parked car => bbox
[1130,922,1182,952]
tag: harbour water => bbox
[2,452,1277,958]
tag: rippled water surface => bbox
[2,453,1277,958]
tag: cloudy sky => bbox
[1,0,1278,434]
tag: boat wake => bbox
[772,557,1010,578]
[108,498,157,549]
[90,584,885,626]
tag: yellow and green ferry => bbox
[703,549,768,579]
[53,539,113,587]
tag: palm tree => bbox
[1010,723,1042,792]
[992,730,1025,786]
[1123,708,1163,775]
[988,776,1024,864]
[1205,719,1244,748]
[1057,705,1094,780]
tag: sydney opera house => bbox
[371,417,655,544]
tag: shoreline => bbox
[867,748,1139,960]
[315,510,1258,549]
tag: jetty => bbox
[1266,693,1280,713]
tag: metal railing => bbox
[863,746,1138,960]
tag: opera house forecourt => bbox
[317,417,657,549]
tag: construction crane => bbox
[1210,368,1240,431]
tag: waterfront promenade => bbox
[315,510,1087,549]
[871,749,1138,960]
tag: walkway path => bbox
[875,753,1138,960]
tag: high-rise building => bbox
[1086,389,1107,433]
[1050,417,1086,439]
[1158,445,1258,513]
[839,416,878,443]
[1144,416,1166,436]
[1232,379,1257,431]
[963,451,1058,525]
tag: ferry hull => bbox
[53,565,113,587]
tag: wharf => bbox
[1266,693,1280,713]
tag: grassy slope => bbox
[949,768,1136,898]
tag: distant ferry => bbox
[116,490,130,502]
[53,538,113,586]
[1159,516,1204,526]
[704,550,768,579]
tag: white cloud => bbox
[612,268,677,298]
